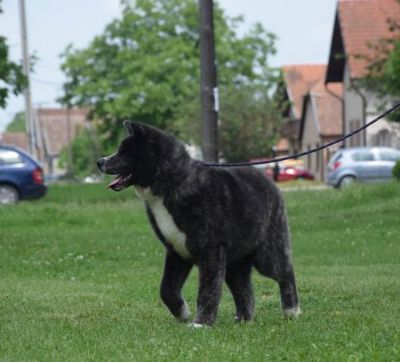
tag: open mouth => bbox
[107,174,134,191]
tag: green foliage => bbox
[5,111,26,132]
[0,1,27,109]
[58,125,101,178]
[393,160,400,180]
[360,0,400,121]
[60,0,281,158]
[220,85,282,161]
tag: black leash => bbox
[204,102,400,167]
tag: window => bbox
[0,150,24,165]
[351,151,375,162]
[376,130,391,147]
[378,150,400,161]
[330,152,342,164]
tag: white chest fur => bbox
[135,188,191,259]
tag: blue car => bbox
[0,145,47,204]
[327,147,400,188]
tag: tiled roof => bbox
[309,82,343,137]
[282,64,326,119]
[0,132,28,151]
[37,108,89,156]
[338,0,400,79]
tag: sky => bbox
[0,0,338,132]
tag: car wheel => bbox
[339,175,355,188]
[0,185,19,205]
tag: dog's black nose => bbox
[97,158,105,170]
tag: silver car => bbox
[327,147,400,188]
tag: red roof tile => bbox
[37,108,89,156]
[0,132,28,151]
[338,0,400,79]
[282,64,326,119]
[309,82,343,137]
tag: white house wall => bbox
[364,92,400,147]
[344,63,400,148]
[366,115,400,147]
[343,64,364,147]
[302,99,321,180]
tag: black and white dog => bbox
[97,121,300,326]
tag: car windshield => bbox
[0,150,24,165]
[378,150,400,161]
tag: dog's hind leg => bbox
[192,246,227,326]
[254,211,300,318]
[160,251,193,322]
[225,257,254,322]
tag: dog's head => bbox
[97,121,178,191]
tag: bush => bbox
[58,125,101,179]
[393,160,400,180]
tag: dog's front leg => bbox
[160,251,193,321]
[192,246,226,327]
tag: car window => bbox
[329,152,342,164]
[378,150,400,161]
[351,151,375,162]
[0,149,24,165]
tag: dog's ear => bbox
[123,120,147,138]
[123,120,135,135]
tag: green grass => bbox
[277,179,323,188]
[1,182,399,361]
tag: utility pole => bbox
[18,0,35,157]
[199,0,219,163]
[66,106,72,176]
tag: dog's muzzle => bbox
[97,158,106,172]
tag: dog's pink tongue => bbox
[107,176,122,189]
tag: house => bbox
[37,108,89,175]
[278,64,327,155]
[299,81,343,181]
[0,108,89,175]
[0,131,28,151]
[277,64,343,181]
[326,0,400,148]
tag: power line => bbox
[205,103,400,167]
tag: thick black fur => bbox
[97,121,300,326]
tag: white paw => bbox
[188,323,206,329]
[283,306,301,318]
[177,301,190,321]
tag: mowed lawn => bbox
[0,182,399,361]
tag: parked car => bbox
[327,147,400,188]
[252,159,315,182]
[265,164,315,182]
[0,145,47,204]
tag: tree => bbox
[220,84,282,162]
[58,125,100,178]
[0,1,26,108]
[5,111,26,132]
[359,0,400,122]
[60,0,282,161]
